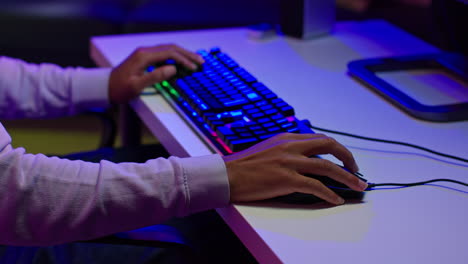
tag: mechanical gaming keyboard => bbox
[151,47,313,155]
[151,47,366,203]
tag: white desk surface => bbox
[91,20,468,264]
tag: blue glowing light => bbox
[147,66,155,72]
[247,93,259,99]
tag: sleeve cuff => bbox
[72,67,112,110]
[178,154,230,214]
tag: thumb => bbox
[138,65,177,88]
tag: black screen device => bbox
[279,0,335,39]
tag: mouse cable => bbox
[367,178,468,189]
[305,122,468,164]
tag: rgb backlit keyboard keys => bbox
[153,47,313,153]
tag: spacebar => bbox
[228,137,258,152]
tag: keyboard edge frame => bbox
[153,84,225,156]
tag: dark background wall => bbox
[1,0,465,67]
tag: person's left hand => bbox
[108,44,204,104]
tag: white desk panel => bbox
[91,20,468,264]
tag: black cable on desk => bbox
[306,122,468,164]
[368,178,468,189]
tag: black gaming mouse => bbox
[274,168,367,204]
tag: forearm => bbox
[0,56,110,119]
[0,125,229,246]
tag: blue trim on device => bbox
[348,52,468,122]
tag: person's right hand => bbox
[222,133,368,205]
